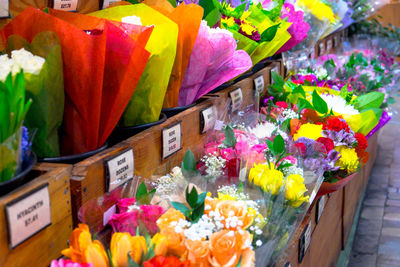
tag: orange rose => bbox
[204,197,218,216]
[157,208,185,230]
[208,230,240,267]
[160,227,187,258]
[241,248,255,267]
[186,239,210,267]
[214,200,254,230]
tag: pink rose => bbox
[220,148,236,160]
[108,210,140,235]
[235,141,249,157]
[51,259,92,267]
[277,156,297,166]
[140,205,165,235]
[204,142,220,155]
[117,198,136,213]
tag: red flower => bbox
[143,256,190,267]
[295,143,307,156]
[316,137,335,153]
[301,109,320,123]
[275,101,288,109]
[224,158,240,179]
[355,133,368,150]
[323,117,350,132]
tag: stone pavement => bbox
[348,100,400,267]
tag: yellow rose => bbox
[156,208,185,230]
[186,239,210,267]
[249,164,284,195]
[285,174,309,208]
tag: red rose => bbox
[295,143,307,156]
[355,133,368,150]
[224,158,240,180]
[316,137,335,153]
[143,256,190,267]
[323,117,350,132]
[275,101,288,109]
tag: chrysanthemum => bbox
[248,122,288,140]
[320,94,360,115]
[285,174,309,208]
[293,123,323,141]
[335,146,359,173]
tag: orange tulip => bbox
[62,224,109,267]
[151,233,168,257]
[110,232,147,267]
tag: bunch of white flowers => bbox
[201,153,226,181]
[248,122,288,140]
[0,48,45,82]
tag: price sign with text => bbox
[229,88,243,112]
[319,42,325,56]
[105,149,134,192]
[6,184,52,248]
[53,0,78,11]
[334,35,339,48]
[298,221,311,263]
[101,0,121,9]
[316,195,326,224]
[327,39,333,52]
[0,0,9,18]
[254,75,265,95]
[162,122,182,159]
[200,106,216,134]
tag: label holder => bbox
[5,183,52,249]
[316,195,326,224]
[229,88,243,112]
[52,0,79,12]
[200,105,216,134]
[298,221,311,263]
[0,0,10,18]
[104,148,134,193]
[254,75,265,95]
[162,122,182,159]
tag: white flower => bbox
[320,94,360,115]
[0,54,13,82]
[248,122,288,140]
[11,48,45,75]
[121,15,142,25]
[256,240,263,247]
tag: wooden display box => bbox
[70,97,219,227]
[0,163,72,267]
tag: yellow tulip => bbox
[83,241,110,267]
[110,232,147,267]
[151,233,168,256]
[130,236,148,264]
[285,174,309,208]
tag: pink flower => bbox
[235,141,250,157]
[140,205,165,235]
[204,142,220,155]
[275,101,288,109]
[117,198,136,213]
[220,147,236,160]
[108,210,140,235]
[51,259,92,267]
[278,156,297,166]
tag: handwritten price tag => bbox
[316,195,326,224]
[6,184,52,248]
[327,39,333,52]
[53,0,78,11]
[298,221,311,263]
[334,35,339,48]
[0,0,10,18]
[229,88,243,112]
[102,0,121,9]
[319,42,325,56]
[200,106,216,134]
[105,149,134,192]
[254,75,265,95]
[162,122,182,159]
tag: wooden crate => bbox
[0,163,72,267]
[70,97,219,227]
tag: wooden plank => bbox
[0,163,72,267]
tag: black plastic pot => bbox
[108,113,168,146]
[208,80,235,94]
[40,142,108,164]
[0,152,37,196]
[162,103,196,118]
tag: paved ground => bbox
[348,99,400,267]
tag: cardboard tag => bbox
[200,106,216,134]
[254,75,265,95]
[101,0,121,9]
[298,221,311,263]
[0,0,10,18]
[327,39,333,52]
[105,149,134,192]
[162,122,182,159]
[316,195,326,224]
[103,204,116,226]
[319,42,325,56]
[229,88,243,112]
[5,184,51,248]
[53,0,78,11]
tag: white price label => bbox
[6,184,51,248]
[103,204,116,226]
[316,195,326,223]
[327,40,333,52]
[304,222,311,252]
[334,35,339,48]
[254,75,265,95]
[162,123,182,159]
[53,0,78,11]
[105,149,134,192]
[0,0,9,18]
[298,221,311,262]
[200,106,216,134]
[102,0,121,9]
[229,88,243,112]
[319,42,325,56]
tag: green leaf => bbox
[354,91,385,111]
[232,2,247,18]
[182,149,197,172]
[223,124,237,148]
[292,85,306,98]
[166,0,177,7]
[191,202,205,223]
[197,192,207,206]
[273,135,285,155]
[260,23,280,42]
[186,186,199,208]
[171,202,190,216]
[312,90,328,114]
[108,250,114,267]
[127,253,140,267]
[136,182,148,200]
[271,71,284,88]
[387,96,396,105]
[339,84,348,99]
[297,98,313,114]
[266,139,274,154]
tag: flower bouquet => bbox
[2,31,64,158]
[1,7,152,155]
[219,1,292,65]
[90,4,178,126]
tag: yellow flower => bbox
[240,23,255,35]
[293,123,323,141]
[335,146,359,173]
[297,0,336,23]
[285,174,310,208]
[151,233,168,257]
[249,164,283,195]
[110,233,147,267]
[217,193,236,201]
[222,17,236,28]
[240,11,251,20]
[222,2,234,12]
